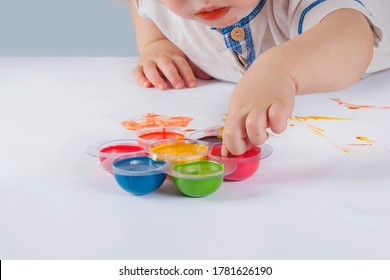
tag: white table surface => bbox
[0,57,389,260]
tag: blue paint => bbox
[113,156,167,195]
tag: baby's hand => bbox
[133,39,211,90]
[222,62,296,156]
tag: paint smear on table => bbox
[122,113,193,130]
[290,115,353,122]
[307,125,327,138]
[356,136,375,143]
[288,115,386,153]
[330,98,390,110]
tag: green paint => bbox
[172,160,224,197]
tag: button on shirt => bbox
[220,0,267,69]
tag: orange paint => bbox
[346,143,373,147]
[122,113,193,131]
[330,98,390,110]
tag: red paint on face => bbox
[196,6,230,21]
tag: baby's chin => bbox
[202,16,239,28]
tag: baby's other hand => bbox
[222,62,296,156]
[133,39,211,90]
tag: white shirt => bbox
[135,0,390,83]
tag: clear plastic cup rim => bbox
[112,155,169,176]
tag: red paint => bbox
[99,144,144,172]
[138,131,185,141]
[197,6,230,21]
[100,144,143,155]
[210,145,261,181]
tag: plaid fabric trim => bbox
[220,0,267,69]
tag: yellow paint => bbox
[307,125,327,138]
[340,147,352,153]
[151,142,208,162]
[217,126,224,138]
[290,116,353,122]
[356,136,375,143]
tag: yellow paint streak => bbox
[307,125,327,138]
[341,147,352,153]
[356,136,375,143]
[290,115,352,122]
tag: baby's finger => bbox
[133,65,152,88]
[156,57,185,89]
[245,108,269,145]
[223,115,251,156]
[268,101,292,134]
[143,61,168,90]
[172,57,197,88]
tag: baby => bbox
[130,0,390,156]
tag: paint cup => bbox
[147,139,208,164]
[112,155,168,195]
[170,159,224,197]
[136,127,186,146]
[208,144,273,181]
[87,139,145,173]
[188,126,223,145]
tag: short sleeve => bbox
[132,0,152,21]
[288,0,383,47]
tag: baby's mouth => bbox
[196,6,230,21]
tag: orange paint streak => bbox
[290,115,352,122]
[330,98,390,110]
[122,113,193,131]
[346,143,373,147]
[347,144,372,147]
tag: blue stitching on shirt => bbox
[298,0,367,35]
[218,0,266,69]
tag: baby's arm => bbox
[130,1,210,90]
[222,9,374,155]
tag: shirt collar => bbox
[220,0,266,34]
